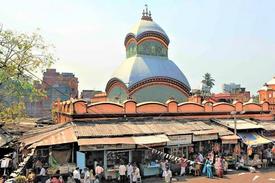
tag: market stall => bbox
[238,132,272,168]
[220,135,240,166]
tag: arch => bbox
[243,102,262,111]
[136,101,167,113]
[213,102,235,112]
[178,102,204,113]
[87,102,124,114]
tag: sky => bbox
[1,0,275,95]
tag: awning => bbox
[193,130,218,142]
[133,134,169,145]
[220,135,240,144]
[78,137,135,146]
[264,136,275,142]
[29,127,77,148]
[78,134,169,146]
[238,132,272,146]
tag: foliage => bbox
[15,175,27,183]
[0,26,55,122]
[202,73,215,90]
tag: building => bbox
[26,69,79,117]
[212,83,250,103]
[80,90,102,102]
[222,83,241,93]
[258,77,275,110]
[105,6,190,104]
[15,7,275,180]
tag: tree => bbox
[201,73,215,97]
[0,26,55,122]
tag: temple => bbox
[105,6,190,104]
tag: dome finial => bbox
[141,4,153,21]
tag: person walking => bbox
[163,167,172,183]
[95,164,104,183]
[119,162,127,183]
[215,156,223,178]
[127,162,133,183]
[73,167,81,183]
[180,155,187,176]
[203,158,213,178]
[84,168,90,183]
[132,166,140,183]
[90,168,96,183]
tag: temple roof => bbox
[110,55,190,89]
[129,19,169,40]
[267,77,275,85]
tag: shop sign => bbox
[193,134,218,142]
[167,135,192,146]
[222,139,238,144]
[137,142,166,148]
[80,144,135,151]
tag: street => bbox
[143,168,275,183]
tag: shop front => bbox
[165,134,193,159]
[192,131,218,157]
[78,134,170,179]
[220,135,240,166]
[238,132,272,167]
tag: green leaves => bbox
[0,26,55,122]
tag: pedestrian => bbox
[203,157,213,178]
[132,165,140,183]
[127,162,133,183]
[267,148,272,166]
[90,168,95,183]
[84,168,90,183]
[73,167,81,183]
[163,167,172,183]
[27,170,36,183]
[119,162,127,183]
[50,175,61,183]
[95,164,104,183]
[180,155,187,176]
[215,156,223,178]
[160,160,166,177]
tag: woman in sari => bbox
[215,156,223,178]
[203,158,213,178]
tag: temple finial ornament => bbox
[141,4,153,21]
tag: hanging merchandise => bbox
[234,144,241,155]
[214,143,221,152]
[247,146,253,156]
[188,146,194,153]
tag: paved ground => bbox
[143,168,275,183]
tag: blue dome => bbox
[111,55,190,89]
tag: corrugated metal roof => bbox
[22,119,234,147]
[214,119,263,130]
[29,127,77,148]
[259,121,275,131]
[0,127,13,147]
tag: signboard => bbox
[76,151,85,170]
[222,139,238,144]
[167,135,192,146]
[80,144,135,151]
[193,134,218,142]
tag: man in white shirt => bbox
[73,167,81,183]
[127,163,133,183]
[132,166,140,183]
[39,166,46,176]
[119,162,127,183]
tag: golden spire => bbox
[141,4,153,21]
